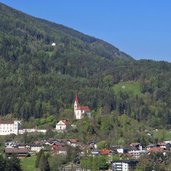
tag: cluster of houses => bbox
[4,137,171,170]
[4,138,80,158]
[2,96,171,170]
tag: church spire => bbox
[75,95,78,104]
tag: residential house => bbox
[56,120,70,132]
[5,148,30,158]
[67,139,80,147]
[30,144,44,153]
[112,160,138,171]
[51,143,67,155]
[128,150,147,159]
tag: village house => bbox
[30,144,44,153]
[0,120,21,135]
[56,120,71,132]
[66,139,80,147]
[5,147,30,158]
[74,96,91,120]
[128,149,147,159]
[51,143,67,155]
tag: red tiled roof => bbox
[77,106,90,111]
[99,149,111,155]
[148,147,164,153]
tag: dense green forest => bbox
[0,2,171,129]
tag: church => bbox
[74,96,91,119]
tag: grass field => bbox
[21,155,36,171]
[112,81,141,96]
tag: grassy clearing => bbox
[21,155,36,171]
[153,129,171,141]
[112,81,141,96]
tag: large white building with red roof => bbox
[74,96,91,119]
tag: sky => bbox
[0,0,171,62]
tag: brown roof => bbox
[5,148,30,154]
[0,120,14,124]
[61,120,70,126]
[52,145,67,152]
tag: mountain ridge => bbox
[0,2,133,62]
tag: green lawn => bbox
[112,81,141,96]
[21,155,36,171]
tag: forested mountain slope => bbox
[0,3,171,128]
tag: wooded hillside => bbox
[0,3,171,128]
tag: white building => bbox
[0,120,20,135]
[128,150,147,159]
[51,42,56,46]
[74,96,91,120]
[19,129,47,134]
[112,160,138,171]
[30,145,44,153]
[56,120,70,132]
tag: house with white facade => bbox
[56,120,70,132]
[0,120,21,135]
[74,95,91,119]
[112,160,138,171]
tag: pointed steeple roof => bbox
[75,95,78,104]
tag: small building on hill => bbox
[74,95,91,119]
[56,120,71,132]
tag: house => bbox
[112,160,138,171]
[128,149,147,159]
[5,141,17,148]
[30,144,44,153]
[157,142,167,150]
[117,148,128,154]
[0,120,20,135]
[147,147,164,153]
[56,120,70,132]
[51,144,67,155]
[5,148,30,157]
[51,42,56,46]
[74,95,91,120]
[130,143,142,150]
[67,139,80,147]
